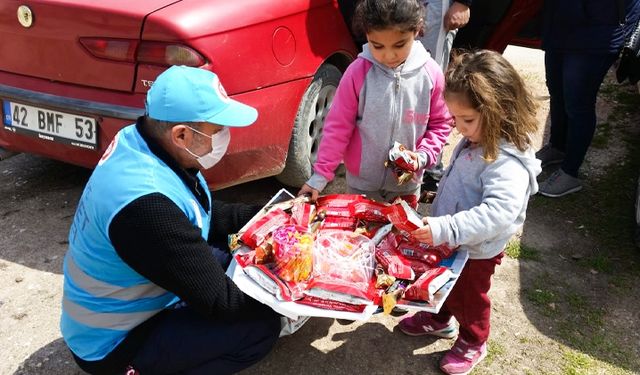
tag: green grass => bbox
[577,253,613,274]
[591,121,611,149]
[505,240,540,260]
[484,339,506,366]
[562,350,593,375]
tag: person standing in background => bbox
[536,0,640,197]
[419,0,472,69]
[419,0,472,195]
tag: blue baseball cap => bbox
[145,65,257,127]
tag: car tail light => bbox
[80,38,137,62]
[80,38,205,67]
[136,42,205,67]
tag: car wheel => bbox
[276,64,342,187]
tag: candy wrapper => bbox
[375,240,415,280]
[291,201,316,228]
[385,200,424,236]
[239,208,291,249]
[403,266,452,302]
[316,194,363,218]
[305,230,376,305]
[397,241,442,267]
[374,265,396,289]
[272,225,314,283]
[385,142,418,185]
[382,279,409,315]
[349,198,390,223]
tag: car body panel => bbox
[0,0,356,189]
[0,0,181,91]
[454,0,542,53]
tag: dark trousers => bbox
[432,253,504,345]
[544,50,618,177]
[129,246,279,374]
[130,306,280,375]
[73,246,280,375]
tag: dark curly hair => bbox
[352,0,425,38]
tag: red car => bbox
[0,0,541,190]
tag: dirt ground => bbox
[1,46,639,375]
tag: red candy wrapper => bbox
[296,295,367,313]
[397,241,442,267]
[291,201,316,228]
[403,266,452,302]
[316,194,363,209]
[375,232,415,280]
[386,142,418,186]
[388,141,418,172]
[429,244,456,259]
[320,216,358,230]
[349,199,390,223]
[240,208,291,248]
[385,200,424,235]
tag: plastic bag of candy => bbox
[305,230,376,305]
[271,225,314,283]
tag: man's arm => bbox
[208,199,262,246]
[109,193,269,320]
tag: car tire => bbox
[276,64,342,187]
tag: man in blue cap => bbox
[60,66,280,375]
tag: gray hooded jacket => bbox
[427,138,542,259]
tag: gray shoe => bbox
[538,169,582,198]
[536,144,565,167]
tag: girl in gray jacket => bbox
[398,50,542,375]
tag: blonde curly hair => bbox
[444,50,539,162]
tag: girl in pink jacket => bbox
[299,0,452,204]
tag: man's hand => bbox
[411,217,434,245]
[298,183,320,202]
[444,2,470,31]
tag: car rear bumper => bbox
[0,84,143,121]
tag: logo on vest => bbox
[98,132,120,166]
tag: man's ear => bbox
[170,124,191,149]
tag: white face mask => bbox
[184,126,230,169]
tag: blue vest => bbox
[60,125,211,360]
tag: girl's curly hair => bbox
[445,50,539,162]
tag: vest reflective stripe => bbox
[66,253,168,300]
[63,299,161,331]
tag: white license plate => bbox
[2,100,97,150]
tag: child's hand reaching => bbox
[411,217,433,245]
[298,184,320,202]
